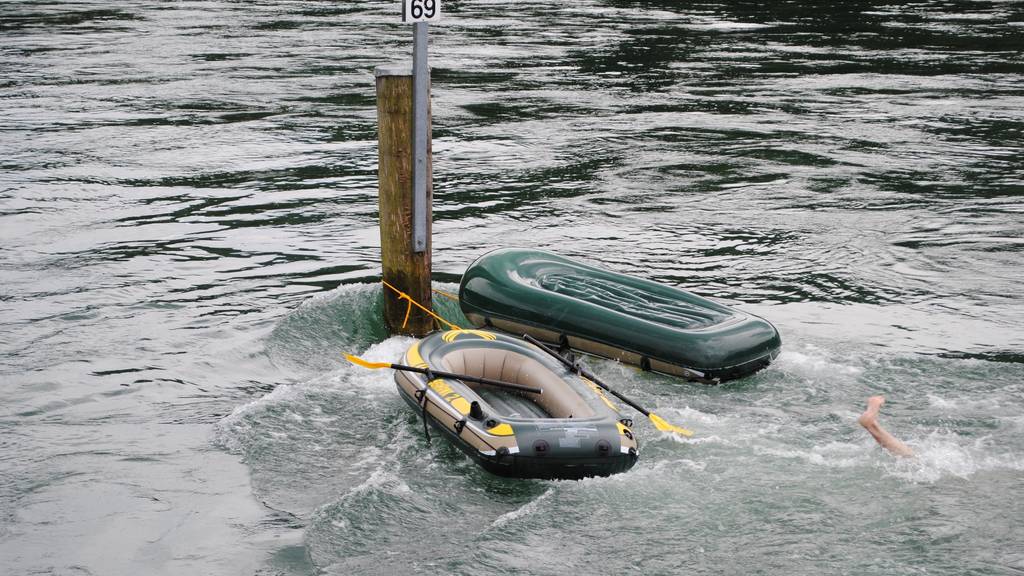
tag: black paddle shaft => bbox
[523,334,653,418]
[391,363,542,395]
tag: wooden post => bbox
[375,66,433,336]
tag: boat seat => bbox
[441,348,595,419]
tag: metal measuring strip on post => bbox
[374,1,442,336]
[407,0,438,253]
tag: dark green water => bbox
[2,1,1023,574]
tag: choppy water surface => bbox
[2,1,1023,574]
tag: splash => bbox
[883,431,1024,483]
[776,345,865,378]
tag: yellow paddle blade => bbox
[344,354,392,370]
[648,413,693,437]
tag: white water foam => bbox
[488,488,555,530]
[883,431,1024,483]
[926,393,1004,412]
[298,282,377,307]
[753,441,870,469]
[642,458,708,473]
[345,336,418,389]
[663,433,734,446]
[682,19,774,32]
[317,468,413,532]
[775,345,864,378]
[216,336,417,452]
[346,468,412,497]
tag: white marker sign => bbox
[402,0,441,23]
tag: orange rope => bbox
[381,279,461,330]
[401,296,413,329]
[431,288,459,302]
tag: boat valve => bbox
[533,439,549,457]
[469,400,484,420]
[596,440,611,457]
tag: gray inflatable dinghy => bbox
[395,330,639,480]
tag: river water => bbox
[2,1,1023,574]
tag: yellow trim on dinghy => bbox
[407,340,472,416]
[442,329,497,342]
[407,341,430,370]
[486,423,514,436]
[582,377,619,412]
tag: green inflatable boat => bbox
[459,248,781,382]
[395,329,638,480]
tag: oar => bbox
[344,354,543,395]
[523,334,693,437]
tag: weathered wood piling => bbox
[375,66,433,336]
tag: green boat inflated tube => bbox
[395,330,639,480]
[459,248,782,382]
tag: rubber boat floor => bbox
[476,387,552,419]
